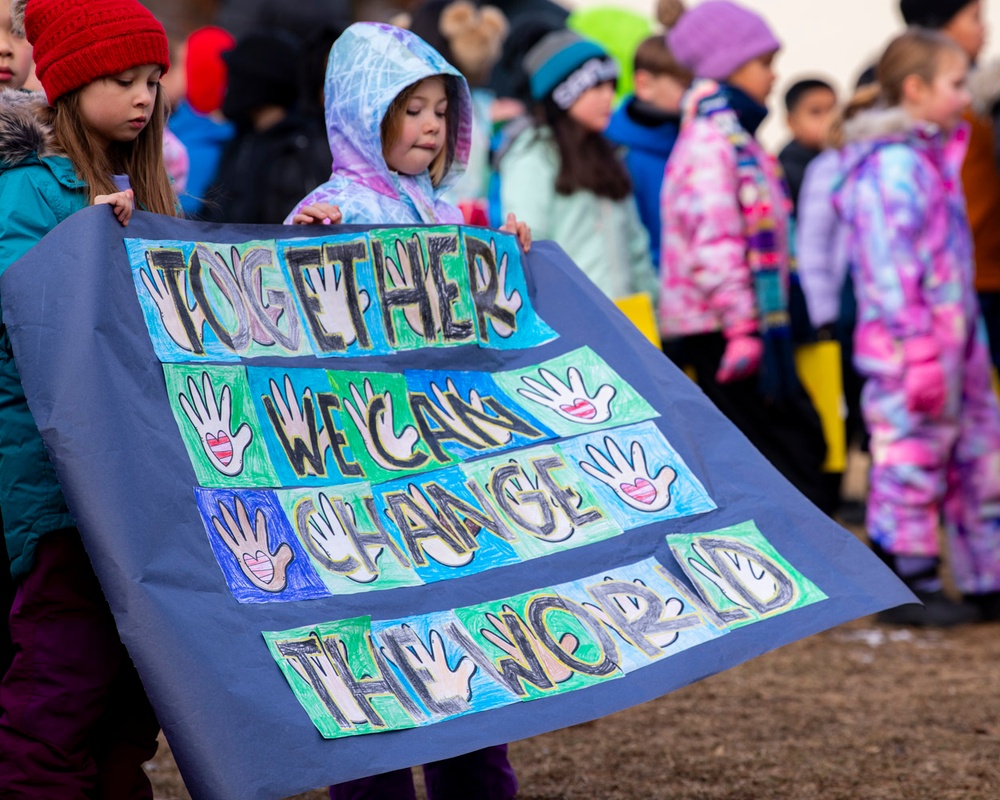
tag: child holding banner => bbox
[834,28,1000,626]
[0,0,179,795]
[497,29,658,302]
[657,1,831,513]
[287,21,521,799]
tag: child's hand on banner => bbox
[290,202,343,225]
[500,212,531,252]
[94,188,134,225]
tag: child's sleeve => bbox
[0,170,63,279]
[665,126,758,338]
[852,148,933,342]
[797,152,846,329]
[498,136,555,242]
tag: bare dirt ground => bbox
[147,455,1000,799]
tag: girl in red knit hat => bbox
[0,1,177,796]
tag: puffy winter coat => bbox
[834,108,980,379]
[285,22,473,225]
[0,90,86,579]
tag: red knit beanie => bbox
[185,26,235,115]
[24,0,171,104]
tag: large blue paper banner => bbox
[0,210,914,800]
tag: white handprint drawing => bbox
[498,472,573,542]
[427,378,514,447]
[307,262,371,346]
[179,372,253,476]
[308,493,381,583]
[381,626,476,705]
[141,261,207,352]
[688,540,781,610]
[287,636,369,726]
[343,379,422,470]
[481,605,580,685]
[584,579,685,649]
[212,496,293,592]
[384,236,441,338]
[397,484,474,567]
[473,240,523,338]
[579,438,677,512]
[517,368,616,425]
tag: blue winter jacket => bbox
[605,95,681,271]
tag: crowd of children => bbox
[3,0,1000,796]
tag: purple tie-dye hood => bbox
[288,22,472,224]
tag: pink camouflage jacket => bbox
[658,80,791,340]
[834,108,981,380]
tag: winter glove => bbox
[902,336,946,418]
[716,334,764,384]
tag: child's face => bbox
[385,76,448,176]
[907,49,971,133]
[728,51,778,106]
[633,70,687,113]
[0,4,34,91]
[787,88,837,150]
[567,80,615,133]
[79,65,162,148]
[942,0,986,61]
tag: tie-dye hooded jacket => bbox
[834,108,980,379]
[285,22,473,225]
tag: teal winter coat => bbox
[0,91,88,579]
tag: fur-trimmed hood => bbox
[969,58,1000,117]
[0,89,56,168]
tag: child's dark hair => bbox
[633,35,691,84]
[535,94,632,200]
[783,78,835,114]
[45,81,178,216]
[381,75,460,187]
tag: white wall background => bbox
[568,0,1000,149]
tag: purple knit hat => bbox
[667,0,780,82]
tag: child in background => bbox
[0,0,179,794]
[835,29,1000,626]
[498,29,656,301]
[778,78,837,210]
[287,22,522,798]
[659,0,830,512]
[605,32,692,271]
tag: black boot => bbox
[962,591,1000,622]
[878,590,982,628]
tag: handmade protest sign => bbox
[1,209,913,800]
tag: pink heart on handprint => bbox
[559,398,597,420]
[205,431,233,466]
[620,478,657,505]
[243,551,275,584]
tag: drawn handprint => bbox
[308,493,381,583]
[584,579,685,649]
[212,496,293,592]
[688,541,780,610]
[381,626,476,705]
[343,379,422,471]
[517,368,616,424]
[499,472,573,542]
[385,236,440,338]
[428,378,513,446]
[473,240,523,338]
[141,262,207,352]
[179,372,253,476]
[307,262,371,346]
[399,484,474,567]
[287,636,369,725]
[481,605,580,684]
[579,438,677,512]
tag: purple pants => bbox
[330,744,518,800]
[0,530,159,799]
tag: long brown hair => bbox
[43,80,179,216]
[536,95,632,200]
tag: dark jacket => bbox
[777,139,821,214]
[604,96,680,271]
[0,89,85,579]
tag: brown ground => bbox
[147,456,1000,800]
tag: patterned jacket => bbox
[658,80,790,339]
[285,22,473,226]
[834,108,979,379]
